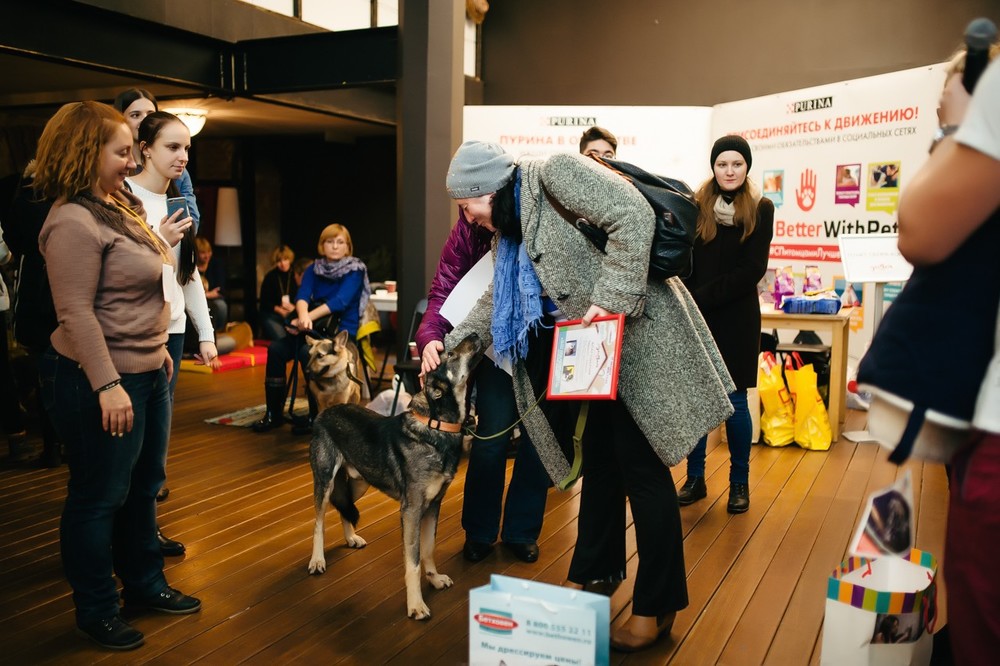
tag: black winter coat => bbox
[686,198,774,390]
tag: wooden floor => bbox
[0,362,949,665]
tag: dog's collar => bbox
[410,412,463,433]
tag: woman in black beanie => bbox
[678,135,774,514]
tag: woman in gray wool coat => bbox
[443,141,734,652]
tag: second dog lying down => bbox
[307,333,484,620]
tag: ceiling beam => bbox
[0,1,233,93]
[0,1,399,100]
[236,27,397,95]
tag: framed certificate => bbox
[547,313,624,400]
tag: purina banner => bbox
[464,64,946,359]
[712,65,945,357]
[463,105,713,188]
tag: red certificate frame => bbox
[546,313,625,400]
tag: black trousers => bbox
[567,399,688,617]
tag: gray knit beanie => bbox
[710,135,752,171]
[446,141,516,199]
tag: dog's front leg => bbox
[400,498,431,620]
[420,496,452,591]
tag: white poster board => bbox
[838,234,913,283]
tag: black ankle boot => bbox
[252,378,287,433]
[677,476,707,506]
[291,391,318,436]
[727,482,750,514]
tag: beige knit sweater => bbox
[39,190,170,391]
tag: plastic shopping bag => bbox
[821,549,937,665]
[758,351,795,447]
[469,575,610,666]
[786,353,833,451]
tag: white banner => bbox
[463,105,713,188]
[462,64,947,361]
[712,64,946,358]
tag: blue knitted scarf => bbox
[491,175,546,365]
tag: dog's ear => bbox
[307,336,324,350]
[333,329,350,350]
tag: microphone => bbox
[962,17,998,94]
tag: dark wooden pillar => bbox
[396,0,464,353]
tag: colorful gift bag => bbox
[758,352,795,447]
[469,575,610,666]
[821,549,937,665]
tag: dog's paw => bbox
[344,534,367,548]
[408,601,432,621]
[426,572,453,590]
[307,558,327,574]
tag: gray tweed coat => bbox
[446,153,735,483]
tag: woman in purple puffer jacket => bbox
[416,210,550,565]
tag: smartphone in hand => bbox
[166,196,189,220]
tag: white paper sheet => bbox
[440,253,493,327]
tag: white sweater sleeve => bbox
[183,267,216,342]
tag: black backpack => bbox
[577,157,699,280]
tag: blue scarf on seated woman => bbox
[491,173,549,366]
[311,256,372,321]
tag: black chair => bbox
[390,297,428,414]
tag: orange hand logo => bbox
[796,168,817,211]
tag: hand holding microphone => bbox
[962,17,998,94]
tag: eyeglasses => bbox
[583,149,616,160]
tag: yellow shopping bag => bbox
[786,353,833,451]
[758,352,795,447]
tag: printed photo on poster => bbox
[763,169,784,207]
[547,314,624,400]
[835,163,861,206]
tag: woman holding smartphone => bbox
[126,111,220,556]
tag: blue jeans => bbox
[463,361,550,545]
[167,332,185,402]
[40,350,171,626]
[261,313,288,341]
[686,390,752,484]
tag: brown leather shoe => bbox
[610,612,676,652]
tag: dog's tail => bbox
[329,467,361,527]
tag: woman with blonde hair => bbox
[253,224,370,433]
[677,135,774,514]
[259,244,297,341]
[35,101,200,651]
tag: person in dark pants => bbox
[442,142,733,652]
[416,210,550,565]
[35,101,200,651]
[252,224,369,434]
[678,135,774,514]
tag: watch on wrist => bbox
[930,124,959,152]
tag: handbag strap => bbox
[556,401,589,491]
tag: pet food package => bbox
[774,265,796,309]
[469,575,610,666]
[804,265,823,292]
[821,549,937,666]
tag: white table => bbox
[370,291,398,313]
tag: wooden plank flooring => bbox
[0,362,948,665]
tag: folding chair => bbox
[390,297,428,415]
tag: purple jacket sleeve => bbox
[414,213,493,354]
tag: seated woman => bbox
[259,245,297,341]
[195,236,227,331]
[252,224,370,433]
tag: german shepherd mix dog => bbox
[307,333,484,620]
[305,330,366,410]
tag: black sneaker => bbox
[125,586,201,615]
[76,614,144,650]
[463,540,494,563]
[677,476,707,506]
